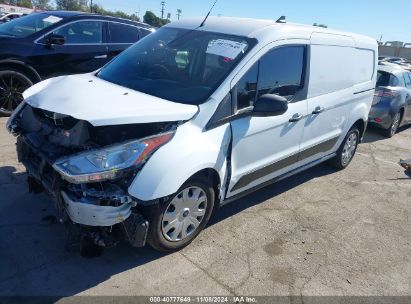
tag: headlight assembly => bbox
[53,131,174,184]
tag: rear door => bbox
[33,19,109,77]
[106,22,141,60]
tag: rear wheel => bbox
[329,127,359,170]
[0,70,33,116]
[382,111,401,138]
[142,176,215,252]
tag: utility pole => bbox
[177,9,182,20]
[90,0,93,13]
[161,1,165,19]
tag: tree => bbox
[55,0,87,11]
[143,10,169,27]
[32,0,53,10]
[91,3,140,21]
[17,0,32,8]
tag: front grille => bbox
[17,136,65,194]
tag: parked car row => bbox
[6,16,379,252]
[0,11,155,115]
[378,56,411,71]
[369,65,411,137]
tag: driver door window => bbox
[234,46,306,111]
[257,46,305,101]
[53,20,103,44]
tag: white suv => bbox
[7,17,378,252]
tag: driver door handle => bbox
[312,106,325,115]
[94,54,108,59]
[289,113,303,122]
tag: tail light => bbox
[374,89,399,98]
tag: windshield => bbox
[98,27,256,105]
[0,13,64,38]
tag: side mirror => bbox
[45,34,65,46]
[253,94,288,117]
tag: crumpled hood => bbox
[23,73,198,126]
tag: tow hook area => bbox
[60,188,149,257]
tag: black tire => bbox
[328,126,360,170]
[0,70,33,116]
[382,111,401,138]
[141,176,215,252]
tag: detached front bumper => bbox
[61,191,132,226]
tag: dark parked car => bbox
[369,65,411,137]
[0,11,154,115]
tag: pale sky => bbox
[83,0,411,43]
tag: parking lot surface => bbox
[0,117,410,297]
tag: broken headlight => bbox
[53,131,174,184]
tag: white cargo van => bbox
[7,17,378,252]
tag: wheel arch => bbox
[187,168,221,203]
[0,59,41,83]
[352,118,366,142]
[399,107,405,124]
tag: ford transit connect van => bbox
[7,17,378,252]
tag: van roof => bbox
[167,16,376,46]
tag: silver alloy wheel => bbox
[161,186,207,242]
[390,113,401,137]
[341,132,358,166]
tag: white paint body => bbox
[19,17,378,204]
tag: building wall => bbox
[379,45,411,60]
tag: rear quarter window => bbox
[108,22,140,43]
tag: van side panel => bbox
[308,32,376,98]
[308,44,357,98]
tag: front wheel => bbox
[142,176,215,252]
[0,70,33,116]
[329,127,360,170]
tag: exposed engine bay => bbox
[8,103,178,256]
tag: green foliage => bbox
[17,0,32,8]
[91,3,140,21]
[143,10,169,27]
[31,0,52,10]
[1,0,144,23]
[55,0,87,11]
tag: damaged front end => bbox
[8,103,177,253]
